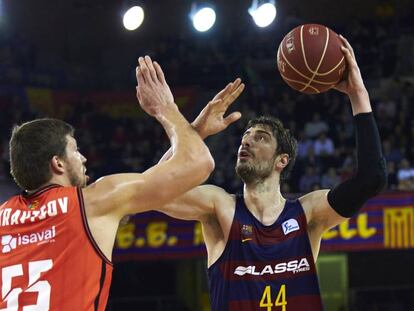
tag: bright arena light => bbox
[192,7,216,32]
[123,6,144,31]
[249,2,277,28]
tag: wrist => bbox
[349,88,371,115]
[348,87,369,101]
[191,122,207,139]
[154,103,178,121]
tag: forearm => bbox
[348,88,372,116]
[327,112,387,217]
[158,122,205,163]
[155,105,214,170]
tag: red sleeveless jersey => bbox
[0,184,113,311]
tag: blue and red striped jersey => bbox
[208,195,323,311]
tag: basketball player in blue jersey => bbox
[158,36,387,310]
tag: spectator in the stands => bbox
[304,113,329,139]
[299,167,320,193]
[313,132,335,157]
[321,167,341,189]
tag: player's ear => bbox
[50,155,65,174]
[276,153,289,170]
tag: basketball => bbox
[277,24,346,94]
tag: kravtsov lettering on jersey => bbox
[0,197,68,227]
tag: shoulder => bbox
[298,189,331,225]
[194,184,236,223]
[299,189,346,232]
[200,184,234,199]
[298,189,330,208]
[190,184,236,209]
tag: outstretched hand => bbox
[192,78,245,139]
[136,56,175,117]
[334,35,367,97]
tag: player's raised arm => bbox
[83,56,214,217]
[158,78,244,163]
[301,36,387,233]
[154,80,245,221]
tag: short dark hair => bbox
[246,116,297,180]
[9,118,74,190]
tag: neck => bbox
[243,176,285,225]
[25,181,59,195]
[31,176,70,193]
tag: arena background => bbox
[1,0,414,310]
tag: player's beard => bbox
[236,157,276,185]
[67,164,87,188]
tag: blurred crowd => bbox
[0,18,414,197]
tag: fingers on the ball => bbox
[153,61,166,84]
[339,35,356,58]
[341,46,357,68]
[339,35,351,48]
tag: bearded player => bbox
[0,56,245,310]
[158,36,387,310]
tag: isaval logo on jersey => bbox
[282,218,300,235]
[1,226,56,254]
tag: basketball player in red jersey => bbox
[158,37,388,310]
[0,56,244,310]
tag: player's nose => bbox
[241,135,252,148]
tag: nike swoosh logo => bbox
[241,238,252,243]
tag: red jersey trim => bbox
[22,184,63,199]
[94,260,107,311]
[77,188,113,266]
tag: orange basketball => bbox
[277,24,346,94]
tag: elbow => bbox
[188,146,215,182]
[197,148,215,178]
[361,171,387,197]
[205,152,215,173]
[358,158,388,197]
[370,157,388,195]
[374,168,388,194]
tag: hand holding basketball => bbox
[333,35,367,97]
[277,24,346,94]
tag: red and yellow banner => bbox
[113,192,414,262]
[321,192,414,251]
[24,87,197,119]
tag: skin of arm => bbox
[158,184,236,267]
[155,79,246,266]
[159,78,245,162]
[80,56,215,260]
